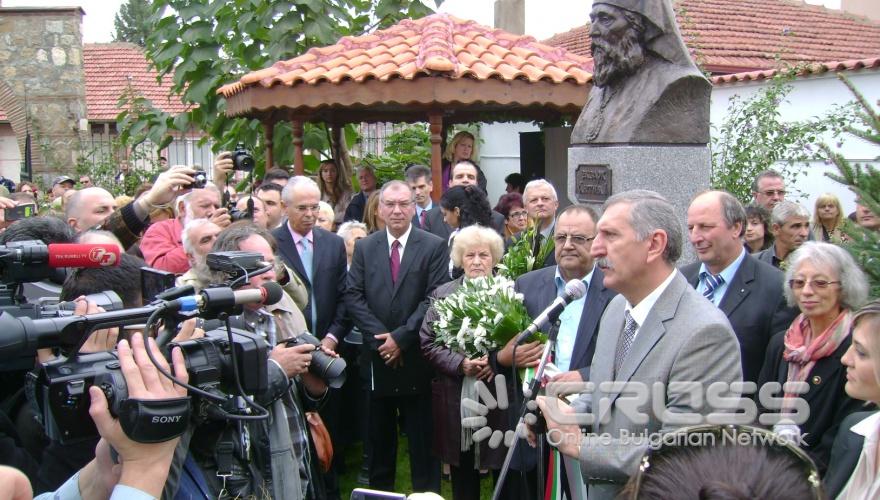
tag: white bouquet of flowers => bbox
[431,275,545,357]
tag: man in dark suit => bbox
[345,180,448,493]
[681,190,797,383]
[343,165,378,223]
[405,164,434,229]
[538,190,742,500]
[521,179,560,269]
[510,204,616,498]
[272,176,349,499]
[423,161,505,239]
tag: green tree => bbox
[118,0,440,181]
[113,0,153,47]
[824,74,880,297]
[711,69,856,203]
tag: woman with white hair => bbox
[419,225,509,499]
[757,241,870,474]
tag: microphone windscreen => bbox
[564,279,587,300]
[262,281,284,306]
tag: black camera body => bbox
[284,332,346,388]
[228,207,252,222]
[31,326,268,444]
[231,144,255,171]
[189,170,208,190]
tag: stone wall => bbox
[0,7,87,183]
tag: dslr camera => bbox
[231,143,255,171]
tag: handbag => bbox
[305,411,334,473]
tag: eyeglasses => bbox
[760,189,786,197]
[509,210,528,219]
[381,200,413,210]
[788,278,840,290]
[553,234,596,246]
[294,204,320,213]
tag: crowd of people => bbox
[0,154,878,500]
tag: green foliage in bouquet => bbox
[431,276,546,358]
[496,224,555,280]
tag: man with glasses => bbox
[78,176,92,188]
[681,191,796,383]
[751,170,787,211]
[502,204,617,497]
[346,181,448,493]
[273,176,349,498]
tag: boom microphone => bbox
[515,279,587,344]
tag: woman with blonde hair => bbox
[362,190,384,234]
[442,131,486,193]
[812,193,846,242]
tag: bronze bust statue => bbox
[570,0,711,145]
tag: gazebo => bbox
[218,13,593,199]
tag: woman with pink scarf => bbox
[757,241,869,474]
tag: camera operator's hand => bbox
[270,341,315,377]
[87,333,188,498]
[213,152,233,183]
[76,296,119,354]
[0,465,31,500]
[208,207,232,228]
[171,317,206,343]
[138,165,198,212]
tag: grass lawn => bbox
[337,435,495,499]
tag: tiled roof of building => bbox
[543,0,880,74]
[219,13,592,97]
[712,56,880,84]
[84,42,189,120]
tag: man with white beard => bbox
[141,187,231,274]
[570,0,711,144]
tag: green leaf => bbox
[183,76,218,104]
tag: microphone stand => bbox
[492,319,560,500]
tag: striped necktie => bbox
[702,272,725,302]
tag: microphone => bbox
[47,244,121,268]
[515,279,587,344]
[167,282,285,314]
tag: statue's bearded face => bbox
[589,3,646,88]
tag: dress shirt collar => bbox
[625,269,677,327]
[851,412,880,438]
[554,264,595,295]
[288,223,313,246]
[386,224,412,251]
[699,247,746,285]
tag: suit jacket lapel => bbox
[601,273,686,416]
[278,225,310,288]
[570,268,607,370]
[376,233,394,295]
[719,256,752,316]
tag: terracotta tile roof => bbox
[712,56,880,84]
[218,13,592,97]
[542,0,880,74]
[83,42,188,121]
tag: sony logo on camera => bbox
[152,415,184,424]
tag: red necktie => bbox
[390,240,401,284]
[419,210,427,228]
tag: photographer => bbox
[34,332,189,499]
[183,222,331,499]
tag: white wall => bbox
[478,121,539,206]
[0,124,22,182]
[711,69,880,217]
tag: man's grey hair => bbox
[177,185,221,218]
[784,241,869,310]
[356,164,375,176]
[603,189,682,264]
[771,200,809,226]
[523,179,558,202]
[181,218,217,256]
[337,221,368,243]
[281,175,320,204]
[751,169,783,193]
[75,229,122,247]
[404,165,432,184]
[379,180,415,203]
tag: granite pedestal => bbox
[567,144,711,263]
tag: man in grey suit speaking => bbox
[536,190,742,500]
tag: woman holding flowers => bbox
[420,225,520,500]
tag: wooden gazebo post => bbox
[292,118,305,175]
[263,121,274,170]
[428,112,443,202]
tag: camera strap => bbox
[116,396,191,443]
